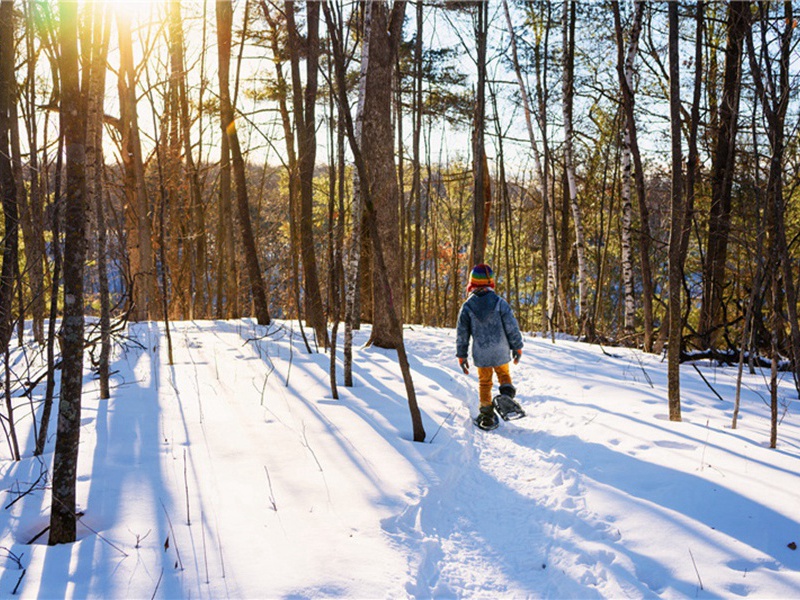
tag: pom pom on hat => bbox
[468,263,495,292]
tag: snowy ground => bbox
[1,319,799,599]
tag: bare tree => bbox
[50,0,88,545]
[285,1,328,346]
[0,0,18,357]
[561,0,590,338]
[699,1,749,350]
[117,10,156,321]
[217,0,271,325]
[666,0,682,423]
[613,0,653,349]
[325,0,425,442]
[469,0,490,267]
[84,1,112,399]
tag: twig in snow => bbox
[150,568,163,600]
[184,449,191,526]
[300,422,324,472]
[128,528,151,549]
[264,465,278,511]
[159,499,184,570]
[1,546,26,595]
[688,547,704,591]
[698,419,711,472]
[692,364,725,402]
[74,514,128,557]
[286,322,295,388]
[4,458,48,510]
[633,352,654,388]
[201,509,210,584]
[429,405,458,444]
[260,360,275,406]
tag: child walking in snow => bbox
[456,264,524,429]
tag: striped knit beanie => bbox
[468,263,495,292]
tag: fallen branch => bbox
[1,547,26,594]
[692,364,726,402]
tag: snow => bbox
[2,319,799,598]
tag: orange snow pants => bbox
[477,363,512,407]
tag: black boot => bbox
[475,404,499,430]
[499,383,516,399]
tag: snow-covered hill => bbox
[2,320,799,598]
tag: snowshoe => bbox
[474,405,500,431]
[493,393,525,421]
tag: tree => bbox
[83,0,111,399]
[360,0,407,349]
[699,1,749,350]
[325,0,425,442]
[50,0,88,545]
[666,0,682,423]
[746,2,800,443]
[561,0,590,338]
[285,0,327,346]
[117,9,155,321]
[0,0,19,357]
[217,0,271,325]
[469,0,490,268]
[613,0,653,350]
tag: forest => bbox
[1,0,800,544]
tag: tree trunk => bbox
[285,1,327,346]
[325,0,425,442]
[614,0,651,349]
[666,0,683,423]
[502,0,556,335]
[0,0,19,356]
[84,1,111,398]
[561,0,590,339]
[699,1,748,349]
[50,0,88,545]
[21,0,46,345]
[361,0,406,350]
[169,0,208,319]
[216,0,270,325]
[260,0,302,326]
[117,12,155,322]
[470,0,489,268]
[412,0,423,324]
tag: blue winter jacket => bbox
[456,289,524,368]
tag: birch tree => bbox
[561,0,590,338]
[613,0,646,345]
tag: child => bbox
[456,264,523,429]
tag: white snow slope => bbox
[1,319,799,599]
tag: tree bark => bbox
[50,0,88,545]
[0,0,19,356]
[361,0,406,350]
[84,1,111,398]
[470,0,490,268]
[613,0,653,349]
[666,0,683,423]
